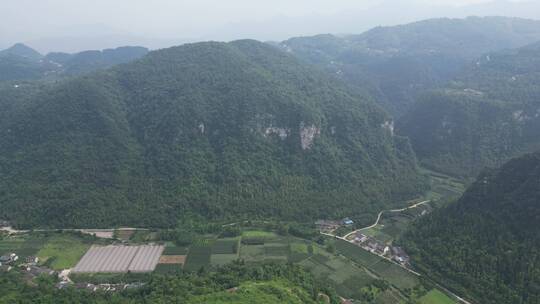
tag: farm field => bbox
[184,245,212,271]
[0,235,46,259]
[211,238,239,254]
[241,230,277,239]
[162,246,188,255]
[335,239,381,267]
[37,235,91,270]
[419,289,457,304]
[154,263,182,274]
[333,238,419,292]
[369,259,418,290]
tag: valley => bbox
[1,9,540,304]
[0,167,466,303]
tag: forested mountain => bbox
[0,40,426,228]
[398,41,540,177]
[0,44,148,81]
[280,16,540,115]
[403,151,540,304]
[44,46,149,75]
[0,43,43,61]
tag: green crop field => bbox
[184,245,211,271]
[335,239,381,267]
[419,289,457,304]
[37,235,91,270]
[154,263,182,274]
[211,254,239,266]
[264,244,288,257]
[370,260,418,290]
[242,230,277,239]
[162,246,188,255]
[375,290,404,304]
[211,238,238,254]
[300,252,375,299]
[0,235,47,258]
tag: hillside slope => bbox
[281,16,540,115]
[398,41,540,177]
[0,40,426,228]
[403,151,540,304]
[0,44,148,81]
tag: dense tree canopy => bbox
[0,262,339,303]
[0,40,426,228]
[0,44,148,81]
[281,16,540,116]
[398,41,540,177]
[402,151,540,304]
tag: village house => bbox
[342,218,354,226]
[391,246,410,264]
[0,253,18,265]
[25,256,39,264]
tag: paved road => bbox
[323,199,474,304]
[344,200,430,239]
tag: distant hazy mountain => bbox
[403,151,540,303]
[0,44,148,81]
[0,40,425,228]
[0,43,42,61]
[281,16,540,115]
[45,46,148,75]
[398,40,540,177]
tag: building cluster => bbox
[0,253,19,271]
[56,282,145,292]
[351,232,410,265]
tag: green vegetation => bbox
[419,289,457,304]
[188,280,319,304]
[0,39,426,229]
[403,152,540,303]
[0,44,148,81]
[0,235,46,259]
[399,41,540,177]
[37,235,91,270]
[0,262,341,303]
[282,17,540,115]
[241,230,277,239]
[162,246,188,255]
[184,245,212,271]
[154,263,182,274]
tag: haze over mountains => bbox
[3,0,540,53]
[0,43,148,81]
[282,16,540,115]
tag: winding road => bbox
[344,200,430,239]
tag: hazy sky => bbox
[1,0,539,53]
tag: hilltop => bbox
[0,44,148,81]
